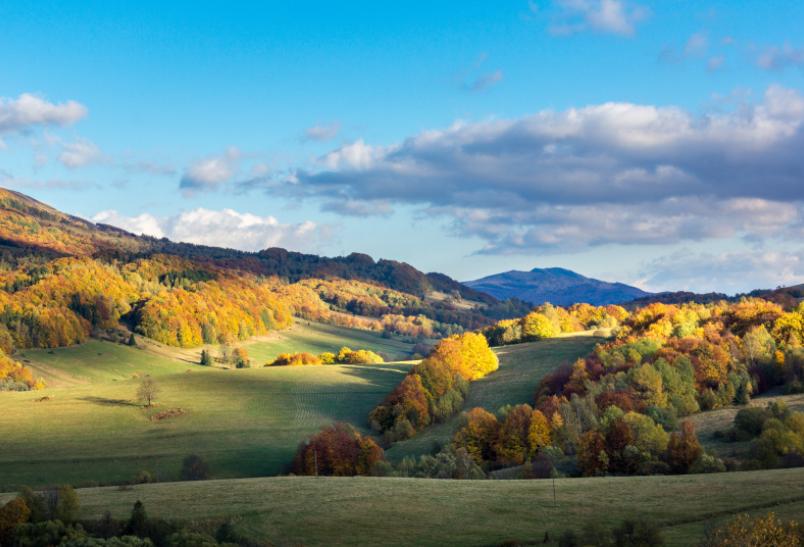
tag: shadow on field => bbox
[338,364,411,390]
[80,396,140,407]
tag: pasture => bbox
[2,468,802,546]
[1,322,416,489]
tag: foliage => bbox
[452,404,554,469]
[701,512,801,547]
[292,422,385,476]
[267,346,384,366]
[369,332,497,442]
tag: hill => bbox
[0,186,531,390]
[0,322,416,489]
[464,266,650,306]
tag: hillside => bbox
[0,187,494,304]
[0,323,416,489]
[0,187,530,390]
[464,267,650,306]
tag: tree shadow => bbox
[79,396,140,407]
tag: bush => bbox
[179,454,209,481]
[701,512,801,547]
[267,352,322,366]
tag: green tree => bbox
[199,349,213,366]
[126,500,148,537]
[54,485,79,523]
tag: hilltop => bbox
[464,266,650,306]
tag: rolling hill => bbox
[464,266,650,306]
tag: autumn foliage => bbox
[369,333,497,443]
[292,423,385,476]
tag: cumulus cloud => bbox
[179,147,241,192]
[93,210,165,238]
[303,122,341,142]
[0,93,87,134]
[640,248,804,294]
[92,208,329,252]
[283,85,804,254]
[59,138,103,168]
[549,0,649,36]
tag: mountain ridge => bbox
[464,266,651,306]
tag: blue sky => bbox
[1,1,803,293]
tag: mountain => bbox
[464,267,651,306]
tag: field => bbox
[2,468,803,546]
[0,322,415,489]
[387,335,601,461]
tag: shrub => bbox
[180,454,209,481]
[268,352,322,366]
[701,512,801,547]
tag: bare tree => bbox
[137,375,159,407]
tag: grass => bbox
[0,323,415,490]
[2,468,802,546]
[242,321,416,364]
[386,335,601,461]
[690,392,804,459]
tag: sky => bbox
[1,0,803,294]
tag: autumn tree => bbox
[293,423,385,476]
[666,421,702,473]
[0,497,30,544]
[452,408,499,465]
[522,312,559,340]
[137,375,159,407]
[578,430,608,476]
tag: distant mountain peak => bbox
[464,266,650,306]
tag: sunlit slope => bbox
[0,324,415,489]
[387,335,601,461]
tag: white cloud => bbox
[0,93,87,134]
[550,0,648,36]
[93,210,165,238]
[285,85,804,254]
[303,122,341,142]
[641,248,804,294]
[92,208,329,253]
[59,138,103,168]
[180,147,241,192]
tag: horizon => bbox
[1,1,803,294]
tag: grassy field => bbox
[690,392,804,459]
[2,468,802,546]
[1,324,595,489]
[387,335,601,461]
[1,323,416,489]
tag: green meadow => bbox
[1,323,415,489]
[2,469,802,546]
